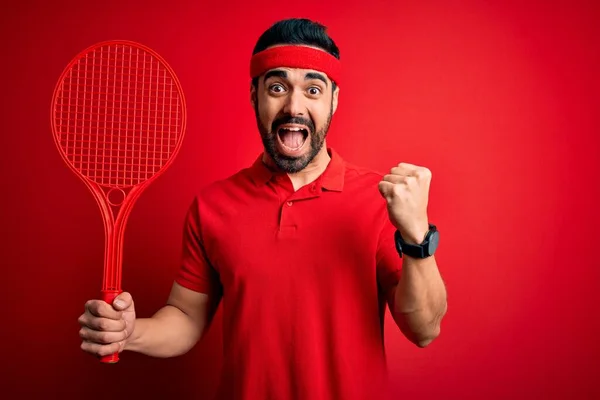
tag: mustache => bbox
[271,115,315,134]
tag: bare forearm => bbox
[393,255,447,347]
[124,305,203,358]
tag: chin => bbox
[272,153,311,173]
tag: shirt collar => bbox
[248,147,345,191]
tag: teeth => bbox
[281,127,303,131]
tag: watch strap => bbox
[395,224,438,258]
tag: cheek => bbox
[258,97,279,127]
[310,103,332,129]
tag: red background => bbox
[2,0,599,398]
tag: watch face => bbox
[428,231,440,255]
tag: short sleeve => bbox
[175,196,222,297]
[376,217,402,297]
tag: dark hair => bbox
[251,18,340,89]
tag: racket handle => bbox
[100,289,123,364]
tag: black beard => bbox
[254,104,333,173]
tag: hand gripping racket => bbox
[51,40,187,363]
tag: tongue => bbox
[280,130,304,148]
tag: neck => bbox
[264,144,331,191]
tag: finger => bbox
[112,292,133,311]
[391,163,419,176]
[81,340,123,357]
[378,180,395,199]
[79,326,128,345]
[390,167,415,177]
[78,315,126,332]
[85,300,123,320]
[391,165,431,180]
[382,174,415,185]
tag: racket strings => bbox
[54,44,183,187]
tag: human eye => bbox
[307,86,322,96]
[269,83,286,94]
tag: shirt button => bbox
[310,184,316,192]
[287,201,293,207]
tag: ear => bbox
[250,82,257,109]
[332,85,340,115]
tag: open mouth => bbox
[276,124,309,152]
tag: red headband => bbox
[250,45,341,85]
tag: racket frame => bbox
[50,40,187,363]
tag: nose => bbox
[282,89,306,117]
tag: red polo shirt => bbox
[176,148,402,400]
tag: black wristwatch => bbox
[394,224,439,259]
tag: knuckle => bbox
[99,332,111,344]
[97,318,110,331]
[398,176,409,185]
[105,343,118,356]
[97,345,108,357]
[88,302,101,316]
[86,300,97,312]
[97,302,108,316]
[103,345,117,357]
[81,341,96,355]
[420,167,432,179]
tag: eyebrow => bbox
[263,70,329,87]
[304,72,328,87]
[264,70,287,81]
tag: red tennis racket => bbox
[51,40,187,363]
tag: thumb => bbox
[112,292,133,311]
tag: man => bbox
[78,18,448,399]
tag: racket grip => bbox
[100,289,123,364]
